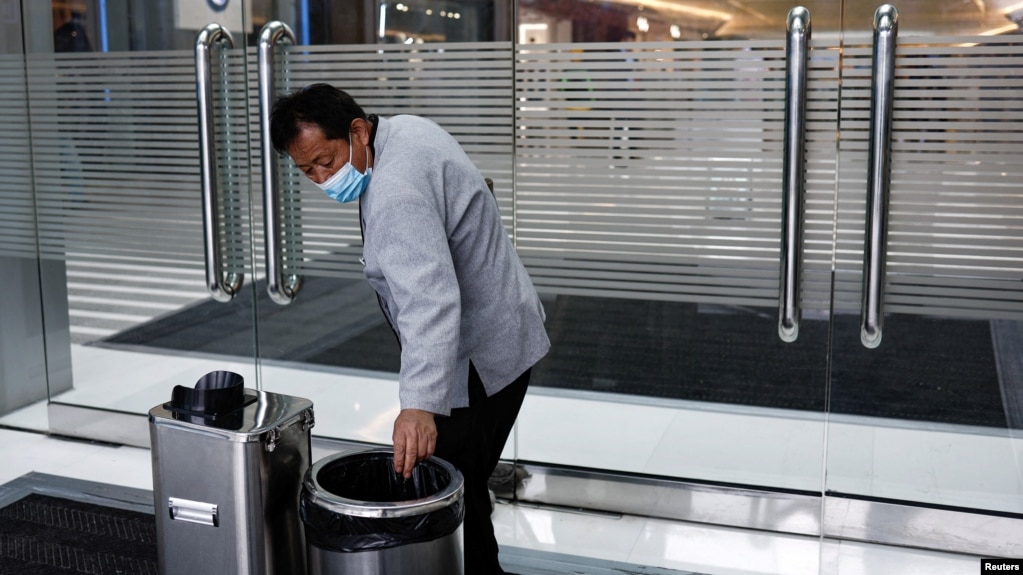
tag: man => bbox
[270,84,550,574]
[53,6,93,53]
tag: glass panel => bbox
[248,2,838,511]
[511,1,837,501]
[0,2,61,425]
[0,16,34,264]
[27,1,261,426]
[827,1,1023,517]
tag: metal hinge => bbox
[265,428,280,452]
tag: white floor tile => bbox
[495,503,645,563]
[516,392,677,471]
[629,519,820,575]
[645,408,825,492]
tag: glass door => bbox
[224,1,828,499]
[191,5,845,571]
[823,0,1023,559]
[507,1,841,549]
[23,0,262,444]
[247,1,840,550]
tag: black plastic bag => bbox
[301,451,464,553]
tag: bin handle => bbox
[169,497,219,527]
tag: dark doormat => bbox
[0,493,157,574]
[97,277,1010,428]
[0,474,697,575]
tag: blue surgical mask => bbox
[317,135,371,204]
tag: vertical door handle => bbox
[196,24,242,303]
[860,5,898,349]
[258,21,301,305]
[778,7,811,343]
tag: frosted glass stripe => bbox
[514,39,836,309]
[833,35,1023,320]
[0,56,36,258]
[24,50,252,341]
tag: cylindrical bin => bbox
[301,449,465,575]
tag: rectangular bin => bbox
[150,379,314,575]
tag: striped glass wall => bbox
[834,35,1023,320]
[23,35,1023,343]
[26,50,252,342]
[514,39,841,311]
[0,55,35,259]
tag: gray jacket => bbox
[360,115,550,415]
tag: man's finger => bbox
[418,431,434,463]
[402,438,418,479]
[393,435,407,475]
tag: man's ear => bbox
[350,117,372,146]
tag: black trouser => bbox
[433,364,530,575]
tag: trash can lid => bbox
[169,370,249,417]
[303,449,464,519]
[150,387,313,441]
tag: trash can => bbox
[149,370,315,575]
[301,449,465,575]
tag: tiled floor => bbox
[0,398,989,575]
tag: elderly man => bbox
[271,83,550,575]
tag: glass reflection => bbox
[40,1,1023,52]
[518,0,1023,43]
[53,1,93,52]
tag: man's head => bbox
[270,83,367,155]
[270,84,373,188]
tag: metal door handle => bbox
[778,7,811,343]
[258,21,301,305]
[196,24,242,302]
[860,5,898,349]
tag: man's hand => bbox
[392,408,437,479]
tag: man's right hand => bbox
[392,408,437,479]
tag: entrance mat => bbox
[98,277,1009,428]
[0,473,696,575]
[0,494,157,574]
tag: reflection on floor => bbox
[0,402,989,574]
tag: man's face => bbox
[287,120,372,185]
[53,7,73,29]
[286,123,350,185]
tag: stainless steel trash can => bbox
[149,370,315,575]
[301,449,465,575]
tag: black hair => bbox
[269,83,367,154]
